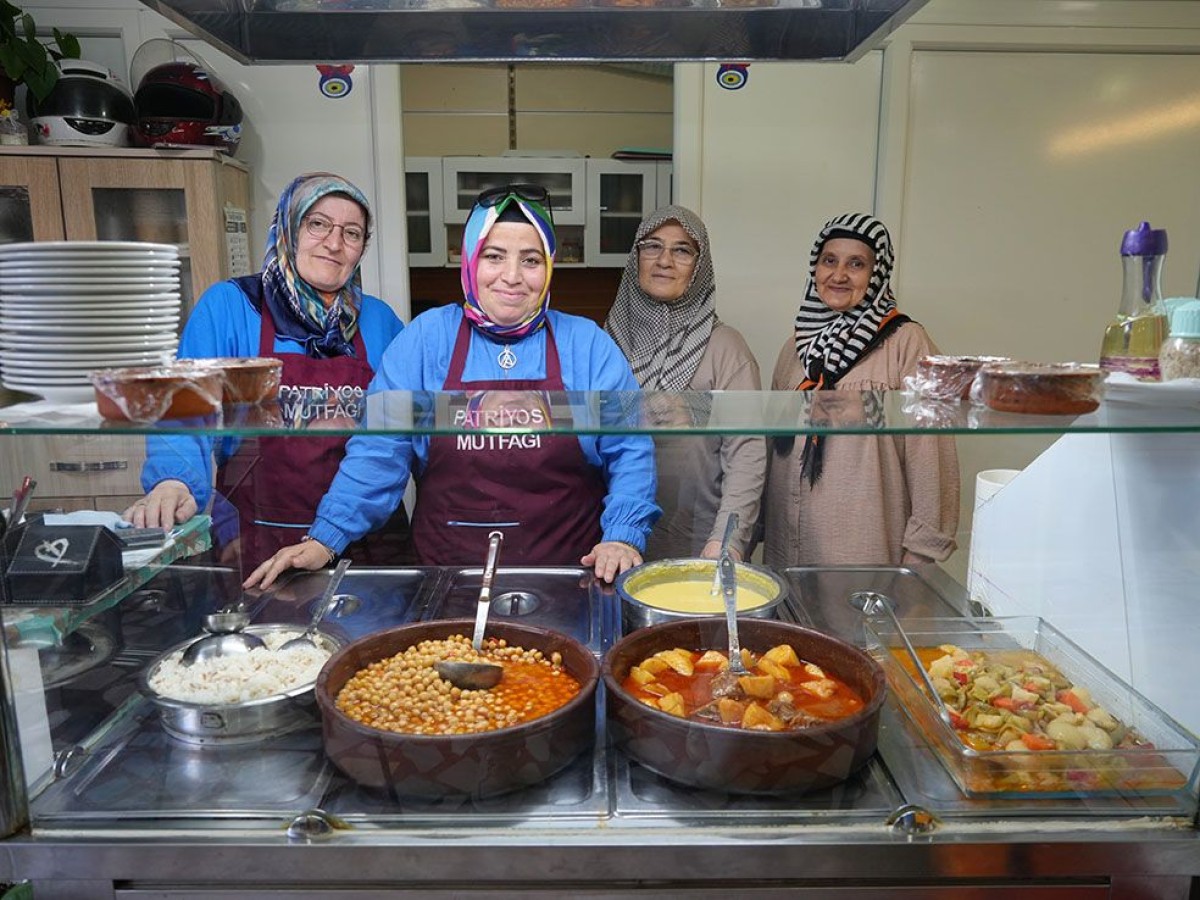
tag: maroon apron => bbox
[216,310,410,570]
[410,317,606,566]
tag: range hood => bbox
[137,0,929,64]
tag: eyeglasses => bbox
[636,238,698,265]
[475,183,554,223]
[302,214,368,247]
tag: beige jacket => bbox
[763,322,959,567]
[646,323,766,560]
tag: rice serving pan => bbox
[315,619,599,798]
[139,623,343,746]
[616,558,787,633]
[603,618,886,794]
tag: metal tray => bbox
[864,613,1200,814]
[428,566,608,653]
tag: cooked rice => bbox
[149,630,331,705]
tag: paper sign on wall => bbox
[224,204,252,277]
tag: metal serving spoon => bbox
[180,604,266,667]
[281,558,351,651]
[720,551,750,676]
[433,531,505,690]
[709,512,739,596]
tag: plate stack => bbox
[0,241,182,402]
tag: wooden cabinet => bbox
[0,146,251,315]
[0,146,251,507]
[404,156,671,268]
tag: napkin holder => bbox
[3,523,125,606]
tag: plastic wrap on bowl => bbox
[192,356,283,405]
[864,615,1200,800]
[905,355,1011,401]
[971,362,1105,415]
[90,363,223,422]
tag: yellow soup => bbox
[632,577,774,613]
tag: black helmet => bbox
[26,60,135,147]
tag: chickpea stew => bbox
[336,634,581,736]
[621,644,866,732]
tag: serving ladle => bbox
[720,551,751,677]
[282,558,351,651]
[433,531,505,690]
[181,603,266,667]
[709,512,740,596]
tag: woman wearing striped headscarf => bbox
[763,212,959,567]
[246,185,658,588]
[605,205,765,561]
[128,172,407,569]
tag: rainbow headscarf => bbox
[460,193,556,340]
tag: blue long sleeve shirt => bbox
[308,304,659,554]
[141,279,405,508]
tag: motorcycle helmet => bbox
[133,61,243,155]
[26,60,135,148]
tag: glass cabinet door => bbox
[585,160,658,267]
[404,157,447,267]
[0,154,64,243]
[441,157,587,231]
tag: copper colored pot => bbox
[603,618,886,795]
[315,619,599,797]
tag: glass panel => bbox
[0,186,34,244]
[598,173,643,255]
[405,172,432,254]
[92,188,187,244]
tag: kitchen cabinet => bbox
[0,388,1198,896]
[0,147,251,509]
[405,156,671,268]
[0,146,252,316]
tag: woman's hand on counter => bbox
[700,541,742,561]
[123,480,197,529]
[243,540,332,590]
[582,541,642,584]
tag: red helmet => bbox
[132,61,243,155]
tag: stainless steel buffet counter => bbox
[2,562,1199,898]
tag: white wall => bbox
[22,0,410,319]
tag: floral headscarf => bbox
[604,205,717,391]
[460,193,556,340]
[260,172,371,358]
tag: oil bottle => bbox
[1099,221,1169,380]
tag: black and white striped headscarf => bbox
[793,212,898,383]
[605,205,717,391]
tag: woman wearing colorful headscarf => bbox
[125,172,407,569]
[605,205,764,561]
[763,212,959,567]
[245,184,658,588]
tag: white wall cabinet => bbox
[406,156,671,268]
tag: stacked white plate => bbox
[0,241,182,402]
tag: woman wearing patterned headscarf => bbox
[246,185,658,588]
[128,172,407,569]
[763,212,959,567]
[605,205,764,560]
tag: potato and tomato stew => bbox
[621,644,866,732]
[336,634,581,736]
[916,644,1152,754]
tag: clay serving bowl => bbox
[603,618,886,794]
[315,619,599,798]
[90,363,222,422]
[193,356,283,405]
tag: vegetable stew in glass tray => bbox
[863,615,1200,801]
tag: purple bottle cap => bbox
[1121,221,1168,256]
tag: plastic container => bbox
[1099,221,1170,381]
[1159,300,1200,382]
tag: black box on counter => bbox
[3,523,125,606]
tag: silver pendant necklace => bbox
[497,345,518,370]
